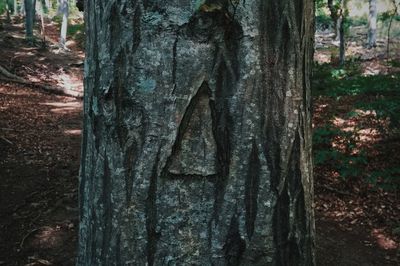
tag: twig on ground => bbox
[0,65,24,81]
[0,136,13,145]
[19,227,41,249]
[321,184,352,196]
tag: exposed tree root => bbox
[0,65,83,98]
[0,65,24,81]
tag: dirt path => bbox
[0,82,81,265]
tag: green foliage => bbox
[313,63,400,98]
[313,62,400,191]
[316,14,334,30]
[346,16,368,27]
[67,22,84,36]
[356,99,400,128]
[313,63,400,128]
[0,0,13,14]
[313,125,367,180]
[68,22,85,47]
[367,167,400,191]
[388,59,400,68]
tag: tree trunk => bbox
[14,0,18,15]
[40,0,49,14]
[6,0,11,22]
[58,0,68,48]
[24,0,34,40]
[78,1,315,265]
[338,0,347,66]
[20,0,24,15]
[368,0,377,48]
[328,0,339,39]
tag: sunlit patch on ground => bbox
[371,229,398,250]
[64,129,81,136]
[40,101,82,114]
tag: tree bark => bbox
[368,0,377,48]
[14,0,18,15]
[327,0,339,39]
[24,0,34,40]
[338,0,347,66]
[6,0,11,22]
[58,0,68,48]
[78,1,315,265]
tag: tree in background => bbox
[386,0,399,59]
[77,0,315,265]
[368,0,377,48]
[328,0,340,39]
[13,0,18,15]
[5,0,11,22]
[58,0,68,48]
[337,0,348,66]
[24,0,35,41]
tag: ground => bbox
[0,17,399,265]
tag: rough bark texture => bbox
[58,0,68,47]
[368,0,377,48]
[78,1,315,265]
[24,0,34,39]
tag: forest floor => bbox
[0,17,399,265]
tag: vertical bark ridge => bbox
[245,141,261,239]
[146,150,160,266]
[224,212,247,265]
[101,156,112,263]
[78,1,315,265]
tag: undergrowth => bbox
[313,62,400,192]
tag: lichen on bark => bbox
[78,0,316,265]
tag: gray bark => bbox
[78,1,315,265]
[339,15,345,65]
[24,0,34,40]
[6,1,11,22]
[14,0,18,15]
[58,0,68,47]
[368,0,377,48]
[338,0,347,66]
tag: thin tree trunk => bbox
[78,1,316,265]
[368,0,377,48]
[32,0,36,22]
[38,0,45,46]
[20,0,24,15]
[24,0,34,40]
[328,0,339,39]
[387,0,398,60]
[338,0,347,66]
[40,0,49,14]
[6,1,11,22]
[339,14,345,65]
[14,0,18,15]
[59,0,68,48]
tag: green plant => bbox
[313,125,368,181]
[347,16,368,27]
[367,167,400,191]
[316,14,334,30]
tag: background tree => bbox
[338,0,348,66]
[368,0,377,48]
[24,0,35,41]
[13,0,18,15]
[386,0,399,59]
[78,0,315,265]
[328,0,340,39]
[58,0,68,48]
[5,0,11,22]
